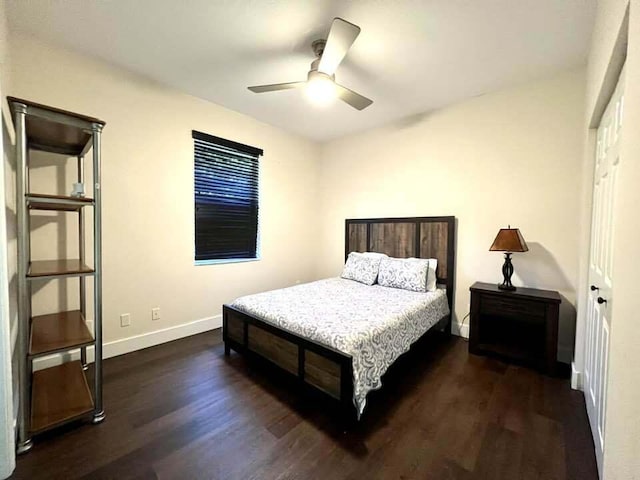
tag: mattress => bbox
[231,277,450,417]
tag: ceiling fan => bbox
[248,18,373,111]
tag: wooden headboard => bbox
[345,216,456,314]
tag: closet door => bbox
[584,65,624,473]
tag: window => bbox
[193,131,262,263]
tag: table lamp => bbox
[489,226,528,291]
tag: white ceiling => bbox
[6,0,596,142]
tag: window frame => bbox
[192,130,263,265]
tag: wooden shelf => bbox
[28,259,94,278]
[8,96,105,156]
[30,310,94,357]
[30,361,94,434]
[27,194,94,212]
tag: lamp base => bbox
[499,252,516,291]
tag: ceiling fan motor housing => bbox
[312,39,326,57]
[310,39,327,73]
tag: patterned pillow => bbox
[378,257,430,292]
[408,257,438,291]
[341,252,383,285]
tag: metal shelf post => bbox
[91,123,104,424]
[78,155,87,370]
[14,102,32,455]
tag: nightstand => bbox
[469,282,561,375]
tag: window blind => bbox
[193,131,262,261]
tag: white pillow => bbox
[341,252,383,285]
[426,258,438,291]
[408,257,438,292]
[378,257,429,292]
[361,251,388,259]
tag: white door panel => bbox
[584,65,624,475]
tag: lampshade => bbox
[489,227,529,252]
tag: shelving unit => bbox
[8,97,105,454]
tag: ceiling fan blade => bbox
[248,81,305,93]
[335,83,373,110]
[317,18,361,75]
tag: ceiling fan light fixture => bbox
[304,71,337,107]
[247,18,372,111]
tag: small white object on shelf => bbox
[71,182,85,197]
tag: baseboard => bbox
[571,362,582,390]
[33,314,221,371]
[452,321,469,339]
[9,320,17,359]
[557,345,573,365]
[10,322,18,429]
[12,389,17,433]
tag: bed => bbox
[222,216,456,419]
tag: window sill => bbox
[195,257,260,266]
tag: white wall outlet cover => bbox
[151,308,160,321]
[120,313,131,327]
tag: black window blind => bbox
[193,131,262,261]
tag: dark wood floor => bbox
[11,329,598,480]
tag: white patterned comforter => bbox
[231,277,450,417]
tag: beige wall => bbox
[3,30,18,450]
[0,2,15,478]
[316,69,586,361]
[5,32,321,345]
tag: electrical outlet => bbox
[151,307,160,321]
[120,313,131,327]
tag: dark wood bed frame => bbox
[223,216,456,419]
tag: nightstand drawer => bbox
[480,295,545,319]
